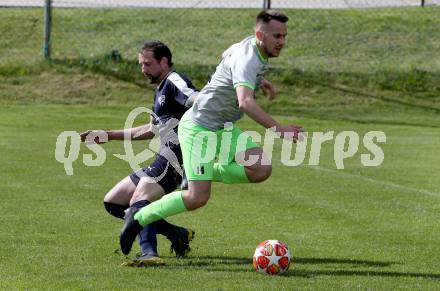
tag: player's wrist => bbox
[265,123,279,138]
[270,122,282,132]
[105,130,117,141]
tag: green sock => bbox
[212,162,249,184]
[134,191,187,227]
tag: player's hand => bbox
[275,124,305,142]
[260,79,276,101]
[80,130,109,144]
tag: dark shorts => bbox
[129,146,183,194]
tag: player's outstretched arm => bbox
[80,122,155,144]
[236,86,303,141]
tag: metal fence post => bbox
[263,0,271,9]
[44,0,52,59]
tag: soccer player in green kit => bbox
[120,10,304,255]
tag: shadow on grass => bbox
[165,255,440,280]
[18,57,439,128]
[50,57,215,90]
[326,83,440,113]
[171,256,396,267]
[290,269,440,280]
[294,257,396,267]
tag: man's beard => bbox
[147,74,159,84]
[268,47,283,58]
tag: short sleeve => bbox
[167,73,198,108]
[231,53,260,91]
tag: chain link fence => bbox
[35,1,439,69]
[1,0,439,103]
[2,0,439,64]
[2,0,440,7]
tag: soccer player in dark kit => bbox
[81,41,197,266]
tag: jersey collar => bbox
[251,37,268,64]
[157,70,174,89]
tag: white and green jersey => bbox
[189,36,269,131]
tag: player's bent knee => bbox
[184,196,209,210]
[103,176,136,205]
[248,164,272,183]
[182,190,210,211]
[103,192,114,203]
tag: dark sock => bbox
[131,200,182,244]
[131,200,158,256]
[155,219,179,240]
[103,202,126,219]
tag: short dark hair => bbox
[256,9,289,25]
[140,40,173,67]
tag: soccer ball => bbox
[253,240,291,275]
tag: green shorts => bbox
[178,111,259,181]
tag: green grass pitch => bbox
[1,6,440,290]
[0,105,439,289]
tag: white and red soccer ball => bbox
[253,240,291,275]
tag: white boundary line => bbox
[308,165,440,198]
